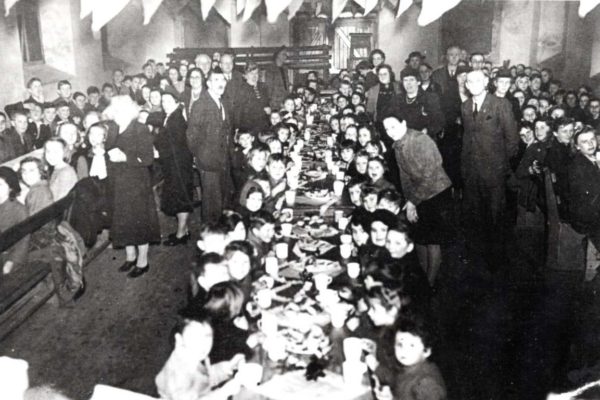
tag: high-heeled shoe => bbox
[73,278,86,301]
[128,264,150,278]
[163,232,191,246]
[119,258,137,273]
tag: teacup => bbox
[313,273,332,292]
[237,362,264,387]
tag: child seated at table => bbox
[348,207,372,250]
[246,210,276,265]
[183,252,231,318]
[373,314,446,400]
[361,184,380,213]
[344,124,358,142]
[266,136,283,155]
[339,139,357,170]
[201,281,255,364]
[358,209,397,268]
[274,122,291,146]
[238,181,265,219]
[231,131,255,192]
[347,176,368,208]
[368,156,395,193]
[155,317,246,400]
[219,211,247,243]
[245,144,270,182]
[347,149,369,180]
[263,153,288,212]
[196,221,229,256]
[378,189,404,215]
[224,240,257,297]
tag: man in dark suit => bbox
[568,127,600,250]
[186,67,233,223]
[431,45,461,96]
[264,47,289,111]
[221,52,247,111]
[461,70,519,270]
[3,109,34,159]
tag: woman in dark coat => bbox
[106,95,160,278]
[233,62,270,134]
[148,91,194,246]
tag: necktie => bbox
[218,101,225,121]
[473,102,478,119]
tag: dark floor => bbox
[1,215,600,400]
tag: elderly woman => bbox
[384,115,454,287]
[233,62,270,134]
[104,95,160,278]
[0,167,29,275]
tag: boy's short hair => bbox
[219,210,245,232]
[347,175,368,189]
[57,80,71,89]
[87,86,100,95]
[349,207,372,231]
[246,143,270,161]
[370,209,398,230]
[393,313,437,350]
[102,82,114,92]
[387,218,413,245]
[341,139,357,151]
[267,152,286,165]
[73,91,86,101]
[378,188,403,207]
[199,221,227,239]
[355,149,370,160]
[552,117,575,132]
[574,125,596,143]
[248,210,276,231]
[367,155,387,170]
[192,252,225,278]
[361,183,379,198]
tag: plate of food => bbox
[304,169,327,181]
[305,259,343,276]
[279,325,331,356]
[307,223,339,239]
[294,237,335,255]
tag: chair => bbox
[543,168,586,272]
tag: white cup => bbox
[340,234,352,244]
[285,190,296,206]
[296,138,305,150]
[281,223,293,237]
[267,337,287,361]
[304,130,311,142]
[330,303,348,329]
[313,273,332,292]
[237,362,264,387]
[340,244,352,259]
[336,171,345,181]
[343,337,364,362]
[347,262,360,279]
[334,210,344,222]
[306,114,314,126]
[258,311,278,336]
[265,256,279,278]
[275,242,288,260]
[331,163,340,176]
[338,217,349,231]
[326,136,334,147]
[333,180,344,197]
[342,361,367,387]
[325,149,333,161]
[254,289,272,309]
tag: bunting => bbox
[201,0,216,20]
[91,0,129,31]
[265,0,293,23]
[237,0,246,15]
[354,0,377,16]
[242,0,261,21]
[417,0,460,26]
[332,0,348,21]
[80,0,94,19]
[579,0,600,17]
[287,0,304,20]
[4,0,18,16]
[214,0,233,24]
[142,0,162,24]
[396,0,412,18]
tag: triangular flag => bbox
[332,0,348,21]
[80,0,94,18]
[396,0,412,18]
[417,0,460,26]
[91,0,129,31]
[4,0,18,16]
[214,0,233,24]
[579,0,600,17]
[237,0,246,15]
[353,0,377,16]
[242,0,260,21]
[142,0,163,24]
[288,0,304,20]
[201,0,217,20]
[265,0,293,23]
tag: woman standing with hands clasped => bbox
[105,95,160,278]
[384,115,454,287]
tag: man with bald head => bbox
[195,54,212,78]
[461,69,518,271]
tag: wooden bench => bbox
[167,45,332,87]
[543,168,586,273]
[0,187,109,341]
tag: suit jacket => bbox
[186,91,232,172]
[461,93,518,186]
[397,90,445,137]
[431,66,458,96]
[263,64,289,110]
[365,82,401,122]
[223,70,246,109]
[0,128,33,161]
[233,81,270,133]
[568,153,600,234]
[182,88,202,118]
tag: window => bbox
[17,0,44,63]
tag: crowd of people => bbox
[1,43,600,399]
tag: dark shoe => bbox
[128,265,149,278]
[73,278,86,302]
[119,259,137,272]
[163,232,191,246]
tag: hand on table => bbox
[374,384,393,400]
